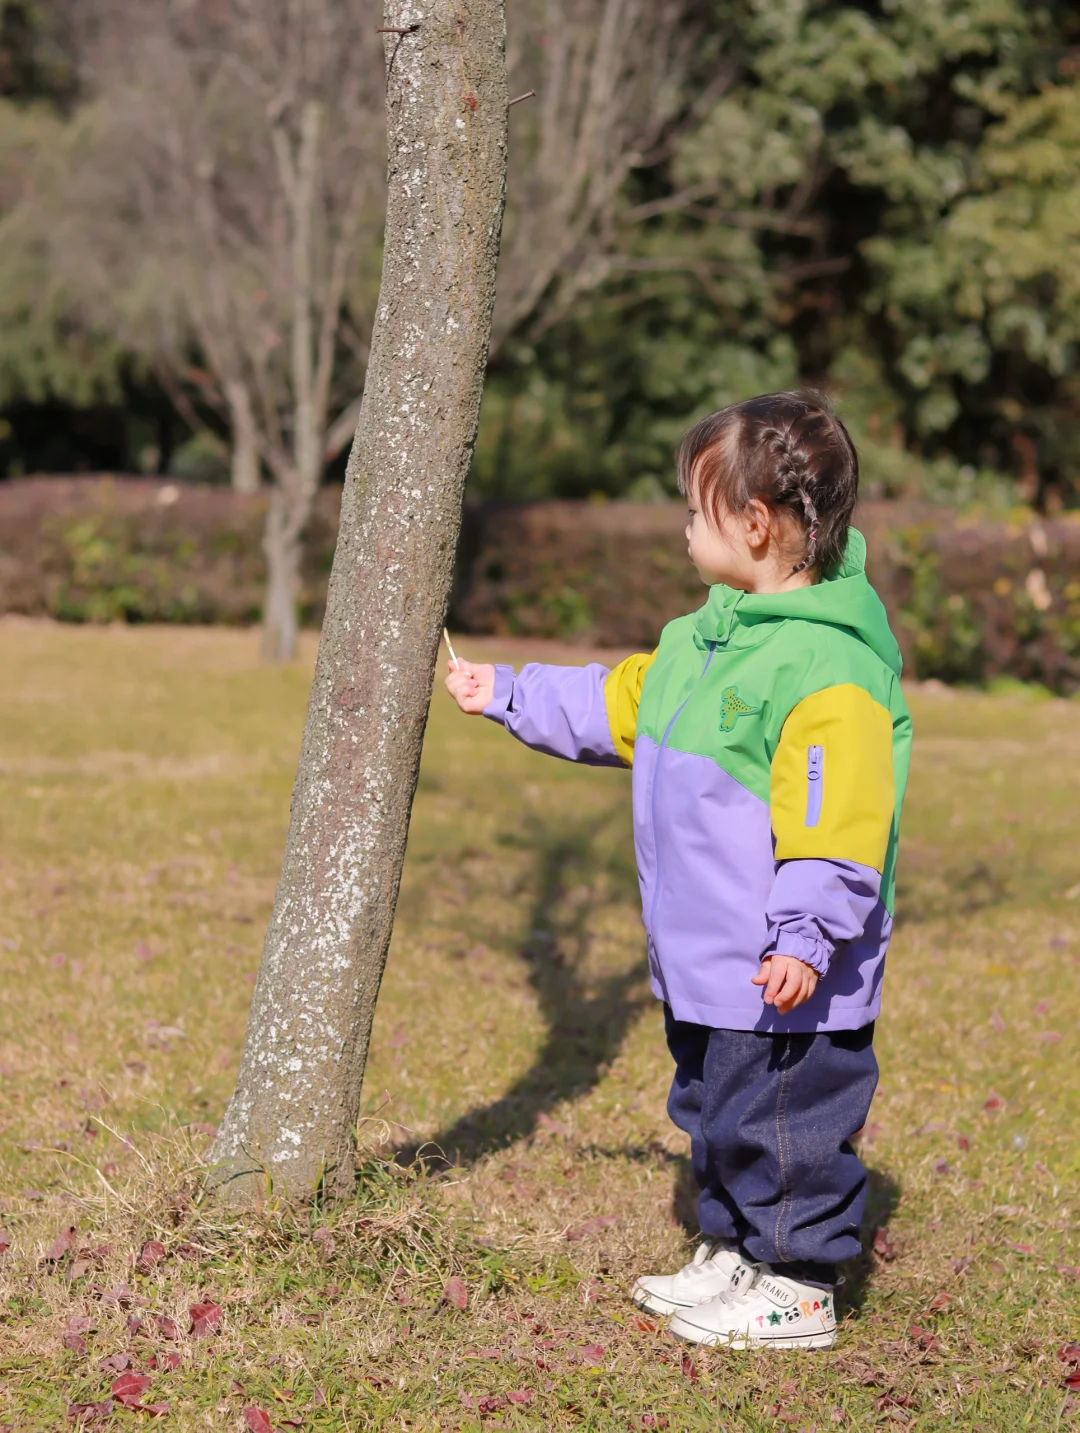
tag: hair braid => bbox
[676,389,859,577]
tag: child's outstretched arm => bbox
[760,682,906,1015]
[445,651,654,769]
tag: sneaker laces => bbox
[672,1241,735,1286]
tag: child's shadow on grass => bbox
[394,803,651,1171]
[668,1152,900,1316]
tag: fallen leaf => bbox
[156,1316,179,1340]
[126,1315,143,1336]
[1059,1344,1080,1366]
[830,1410,848,1425]
[507,1390,535,1405]
[147,1351,180,1370]
[66,1400,113,1423]
[111,1372,152,1408]
[188,1300,222,1337]
[908,1324,940,1352]
[98,1353,130,1373]
[983,1092,1003,1113]
[928,1290,953,1312]
[634,1316,658,1333]
[1065,1372,1080,1391]
[45,1226,77,1263]
[136,1240,167,1275]
[564,1215,618,1242]
[872,1226,898,1261]
[875,1392,918,1411]
[243,1409,273,1433]
[62,1333,87,1354]
[580,1343,605,1365]
[681,1354,699,1381]
[312,1227,336,1258]
[0,1229,10,1253]
[442,1275,468,1310]
[1036,1031,1061,1044]
[932,1157,950,1176]
[66,1316,93,1334]
[957,1136,970,1150]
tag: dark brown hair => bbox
[676,390,859,576]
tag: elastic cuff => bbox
[482,664,515,725]
[762,928,835,977]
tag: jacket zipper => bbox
[648,644,715,938]
[805,744,824,827]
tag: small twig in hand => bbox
[376,23,420,34]
[443,628,461,671]
[509,90,537,107]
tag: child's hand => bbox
[445,659,495,714]
[752,955,819,1015]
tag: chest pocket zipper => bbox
[805,745,824,827]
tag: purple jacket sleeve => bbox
[762,858,882,976]
[482,663,623,766]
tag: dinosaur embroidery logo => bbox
[719,685,760,732]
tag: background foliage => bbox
[0,1,1078,508]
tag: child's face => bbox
[685,481,758,589]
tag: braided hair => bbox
[676,391,858,577]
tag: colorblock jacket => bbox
[483,531,912,1033]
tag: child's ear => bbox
[743,499,772,552]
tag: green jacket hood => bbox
[692,529,903,677]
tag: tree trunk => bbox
[261,489,302,664]
[209,0,508,1204]
[226,380,261,494]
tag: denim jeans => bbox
[664,1005,878,1284]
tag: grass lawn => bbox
[0,618,1078,1431]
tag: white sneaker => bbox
[669,1265,837,1349]
[630,1241,744,1317]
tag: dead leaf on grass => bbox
[44,1226,77,1263]
[564,1215,618,1242]
[136,1240,166,1275]
[188,1300,222,1337]
[442,1275,468,1310]
[872,1226,898,1260]
[928,1290,953,1312]
[66,1400,113,1424]
[242,1409,273,1433]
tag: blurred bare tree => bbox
[495,0,707,348]
[38,0,383,659]
[27,0,702,658]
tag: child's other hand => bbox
[752,955,819,1015]
[445,659,495,714]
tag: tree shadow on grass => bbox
[394,802,651,1171]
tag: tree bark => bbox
[226,380,261,494]
[209,0,508,1204]
[261,489,302,664]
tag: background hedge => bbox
[4,477,1080,692]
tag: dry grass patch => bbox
[0,620,1078,1431]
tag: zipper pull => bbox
[805,745,824,828]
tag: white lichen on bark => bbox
[210,0,508,1203]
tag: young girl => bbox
[445,391,911,1350]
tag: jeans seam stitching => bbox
[774,1037,794,1265]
